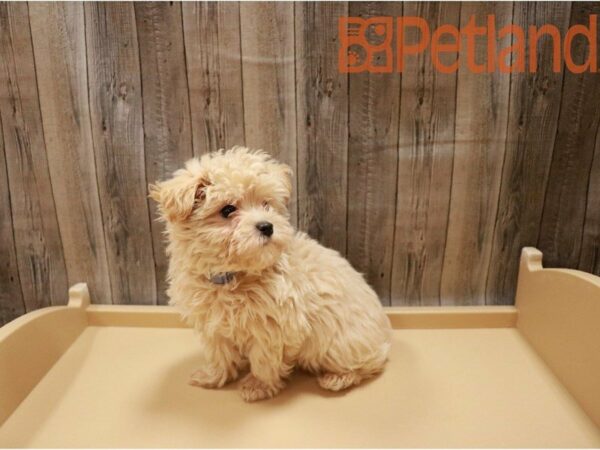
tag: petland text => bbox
[339,15,598,74]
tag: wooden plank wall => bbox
[1,2,599,324]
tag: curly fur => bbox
[149,146,392,402]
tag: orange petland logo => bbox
[339,15,598,73]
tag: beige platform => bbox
[1,247,599,448]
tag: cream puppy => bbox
[150,147,391,402]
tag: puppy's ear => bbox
[149,175,207,222]
[276,163,293,206]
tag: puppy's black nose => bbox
[256,221,273,237]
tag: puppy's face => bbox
[149,147,294,274]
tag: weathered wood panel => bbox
[29,2,112,305]
[486,2,571,305]
[579,126,600,276]
[135,2,193,305]
[85,2,157,305]
[538,2,600,270]
[391,2,459,306]
[0,117,24,325]
[240,2,298,226]
[0,3,68,310]
[296,1,349,254]
[183,2,245,155]
[346,2,402,306]
[440,2,513,305]
[0,2,599,317]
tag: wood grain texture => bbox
[346,2,402,306]
[240,2,298,226]
[579,126,600,276]
[486,2,571,305]
[391,2,459,306]
[440,2,513,305]
[1,2,599,315]
[538,2,600,270]
[183,2,245,155]
[296,1,349,254]
[85,2,156,305]
[29,2,112,305]
[0,3,68,310]
[0,116,24,325]
[135,2,193,305]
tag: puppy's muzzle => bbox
[256,221,274,237]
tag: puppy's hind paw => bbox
[318,372,362,391]
[239,373,281,402]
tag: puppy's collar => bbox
[208,272,237,285]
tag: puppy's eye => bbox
[220,204,237,218]
[262,201,270,210]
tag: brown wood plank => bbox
[85,2,157,305]
[579,125,600,276]
[135,2,193,305]
[239,2,298,226]
[538,2,600,270]
[346,2,402,306]
[440,2,513,305]
[486,2,571,305]
[182,2,245,155]
[29,2,112,305]
[0,115,24,325]
[390,2,459,306]
[296,1,348,254]
[0,3,68,310]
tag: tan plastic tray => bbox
[1,247,599,448]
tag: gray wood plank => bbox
[182,2,245,155]
[296,1,349,255]
[486,2,571,305]
[85,2,157,305]
[29,2,112,305]
[240,2,298,226]
[135,1,193,305]
[0,114,24,325]
[346,2,402,306]
[538,2,600,270]
[390,2,460,306]
[0,3,68,310]
[579,125,600,276]
[440,2,513,305]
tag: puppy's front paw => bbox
[189,366,227,389]
[318,372,362,391]
[239,373,281,402]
